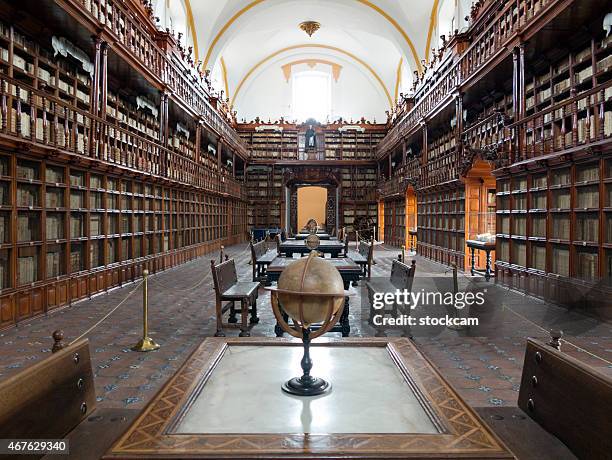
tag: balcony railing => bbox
[510,80,612,162]
[462,110,514,161]
[0,76,244,199]
[421,149,460,188]
[378,173,406,198]
[64,0,248,158]
[378,0,562,157]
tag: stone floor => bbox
[0,242,610,411]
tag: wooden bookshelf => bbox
[496,158,609,292]
[417,187,465,269]
[238,123,386,161]
[0,150,248,328]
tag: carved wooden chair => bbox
[347,240,374,279]
[250,240,277,282]
[211,258,259,337]
[365,259,416,337]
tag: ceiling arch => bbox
[230,44,393,108]
[182,0,199,60]
[202,0,422,73]
[180,0,461,121]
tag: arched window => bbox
[291,71,331,122]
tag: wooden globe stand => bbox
[282,326,330,396]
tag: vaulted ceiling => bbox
[177,0,469,121]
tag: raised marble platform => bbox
[175,346,438,434]
[105,338,513,459]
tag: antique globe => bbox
[305,218,318,234]
[269,251,346,396]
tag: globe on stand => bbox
[305,218,318,234]
[268,251,345,396]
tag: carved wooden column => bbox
[89,36,102,158]
[402,140,407,166]
[195,121,202,158]
[232,152,236,177]
[159,91,169,144]
[518,44,526,121]
[217,138,223,172]
[421,122,428,165]
[100,41,109,119]
[388,153,392,177]
[455,91,463,166]
[512,47,520,162]
[512,44,526,162]
[159,91,169,178]
[90,36,102,117]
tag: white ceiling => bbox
[178,0,470,121]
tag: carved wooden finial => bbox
[52,330,66,353]
[548,329,563,350]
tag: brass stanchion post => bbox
[132,269,160,352]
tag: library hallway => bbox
[0,243,610,411]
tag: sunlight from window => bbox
[292,71,331,122]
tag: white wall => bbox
[152,0,193,52]
[234,57,388,123]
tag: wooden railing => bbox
[64,0,248,158]
[462,110,513,159]
[379,158,421,198]
[509,80,612,161]
[0,76,245,199]
[378,174,406,198]
[378,0,563,157]
[421,149,460,188]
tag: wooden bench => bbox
[365,259,416,337]
[249,240,277,282]
[347,240,373,279]
[0,332,143,460]
[471,333,611,460]
[0,335,97,460]
[211,258,259,337]
[514,335,612,458]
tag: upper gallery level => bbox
[377,0,612,195]
[237,120,387,163]
[48,0,248,157]
[0,0,248,199]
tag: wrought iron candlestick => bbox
[282,327,330,396]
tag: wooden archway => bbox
[462,159,496,271]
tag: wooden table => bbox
[279,240,344,257]
[103,337,514,459]
[408,228,418,253]
[466,239,496,281]
[294,233,332,240]
[266,256,361,337]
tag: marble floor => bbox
[0,242,610,412]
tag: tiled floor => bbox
[0,243,610,411]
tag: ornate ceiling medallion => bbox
[299,21,321,37]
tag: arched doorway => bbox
[283,168,340,235]
[297,186,327,229]
[406,186,417,252]
[463,160,496,271]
